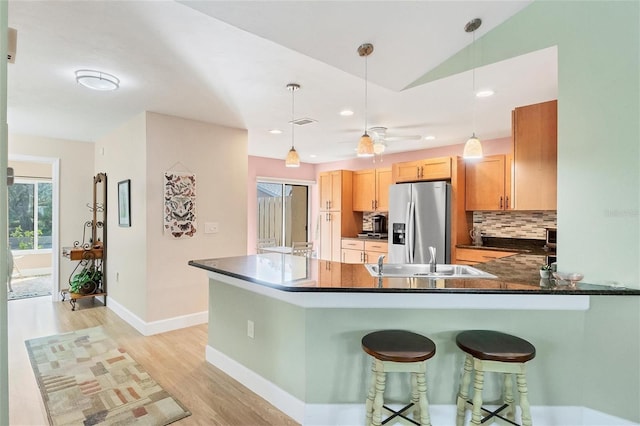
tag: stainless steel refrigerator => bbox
[387,181,451,263]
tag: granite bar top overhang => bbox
[188,253,639,296]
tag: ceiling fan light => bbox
[285,147,300,167]
[357,133,374,157]
[463,134,483,159]
[373,142,385,155]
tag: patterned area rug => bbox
[25,326,191,425]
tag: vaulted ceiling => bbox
[7,1,557,163]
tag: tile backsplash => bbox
[362,212,388,232]
[472,211,557,240]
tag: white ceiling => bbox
[7,0,557,164]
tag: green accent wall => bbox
[209,279,640,422]
[410,1,640,289]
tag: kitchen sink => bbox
[364,263,497,279]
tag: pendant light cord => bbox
[364,53,368,134]
[472,28,476,136]
[291,85,295,149]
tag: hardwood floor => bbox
[7,296,299,425]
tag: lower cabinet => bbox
[318,260,342,287]
[455,247,516,265]
[341,239,388,264]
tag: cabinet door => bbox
[329,171,343,211]
[330,212,342,261]
[375,168,392,211]
[512,100,557,210]
[342,249,364,264]
[319,172,333,211]
[393,160,421,183]
[420,157,452,180]
[465,155,507,211]
[353,169,375,211]
[319,212,333,260]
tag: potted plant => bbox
[539,264,551,278]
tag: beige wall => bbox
[8,134,95,292]
[145,112,248,322]
[96,112,248,324]
[95,113,148,319]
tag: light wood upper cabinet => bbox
[352,167,392,211]
[465,154,513,211]
[376,168,392,211]
[319,170,353,211]
[392,156,451,183]
[512,100,557,210]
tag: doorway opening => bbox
[7,157,59,301]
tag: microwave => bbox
[545,228,557,251]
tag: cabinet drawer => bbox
[364,241,388,252]
[341,239,365,250]
[455,248,515,264]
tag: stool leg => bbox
[365,361,376,426]
[411,372,420,421]
[456,355,473,426]
[503,373,515,421]
[415,370,431,426]
[516,372,533,426]
[372,365,386,426]
[470,369,485,425]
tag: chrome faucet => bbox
[428,246,437,273]
[377,255,385,276]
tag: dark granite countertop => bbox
[457,237,552,256]
[189,253,639,296]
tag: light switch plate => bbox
[204,222,219,234]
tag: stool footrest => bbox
[382,403,420,426]
[464,400,520,426]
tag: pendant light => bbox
[285,83,301,167]
[463,18,484,159]
[357,43,374,157]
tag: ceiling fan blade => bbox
[385,135,422,142]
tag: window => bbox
[257,181,309,246]
[8,179,53,251]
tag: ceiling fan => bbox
[367,127,422,154]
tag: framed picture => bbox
[118,179,131,227]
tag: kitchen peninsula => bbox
[189,254,640,425]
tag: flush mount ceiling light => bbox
[285,83,301,168]
[75,69,120,91]
[356,43,375,158]
[340,109,354,116]
[269,129,283,134]
[463,18,484,160]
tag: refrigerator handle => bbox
[408,201,415,263]
[404,202,411,263]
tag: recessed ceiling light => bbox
[340,109,354,116]
[476,89,495,98]
[75,69,120,91]
[309,154,317,158]
[424,135,436,141]
[269,129,282,134]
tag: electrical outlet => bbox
[247,320,254,339]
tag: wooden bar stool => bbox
[455,330,536,426]
[362,330,436,426]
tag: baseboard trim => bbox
[108,297,207,336]
[204,345,639,426]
